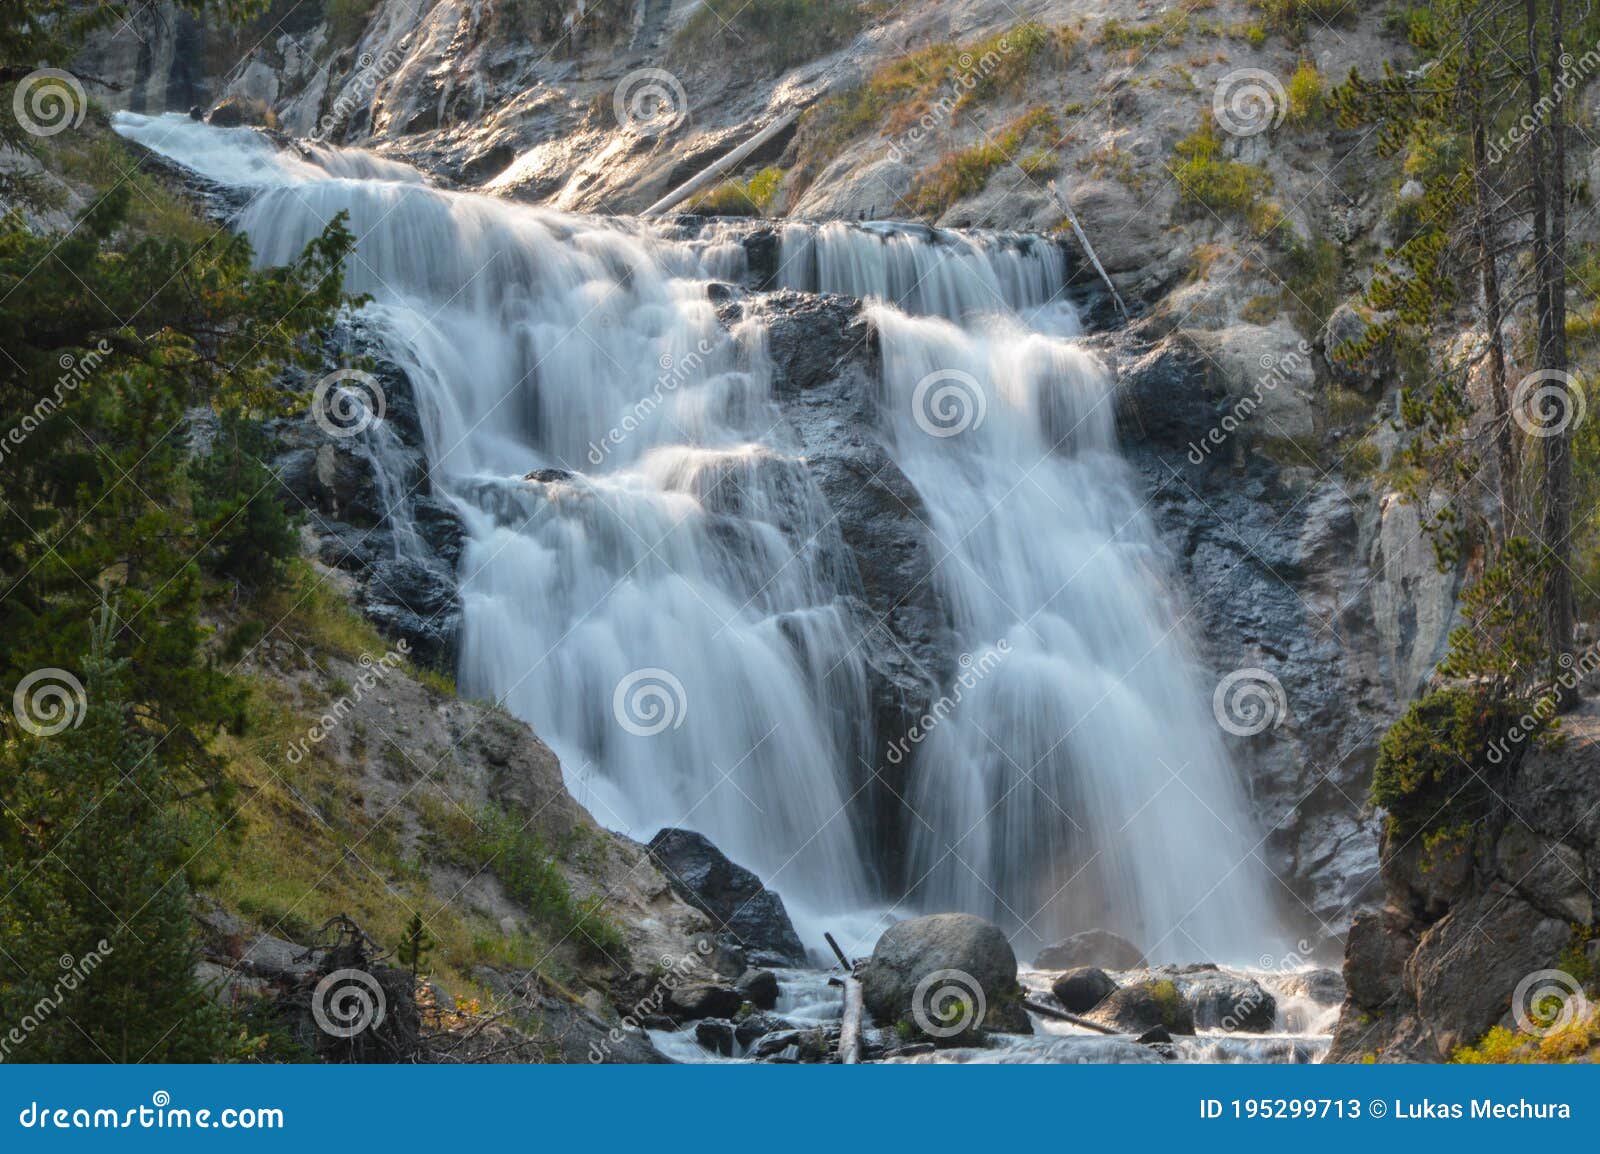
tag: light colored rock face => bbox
[1195,320,1317,441]
[1369,493,1461,701]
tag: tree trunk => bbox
[1541,0,1576,681]
[1467,9,1519,539]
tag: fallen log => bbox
[1043,178,1129,319]
[839,974,865,1064]
[1022,996,1118,1035]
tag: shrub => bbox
[1370,687,1522,836]
[457,806,628,962]
[1169,120,1283,234]
[1285,60,1326,125]
[689,166,784,216]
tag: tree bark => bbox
[1541,0,1576,681]
[1466,7,1519,538]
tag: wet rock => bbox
[1276,967,1346,1005]
[646,828,806,967]
[859,913,1030,1041]
[734,1011,787,1048]
[1180,971,1276,1033]
[524,467,573,483]
[1034,929,1147,971]
[735,967,780,1010]
[1086,978,1196,1036]
[1050,966,1117,1013]
[694,1018,736,1056]
[750,1026,836,1062]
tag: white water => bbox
[116,113,1281,962]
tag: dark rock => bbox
[1109,330,1226,458]
[524,467,573,483]
[1136,1024,1173,1045]
[734,1011,786,1048]
[735,968,780,1010]
[1086,979,1196,1036]
[647,828,806,966]
[859,913,1030,1042]
[665,982,744,1022]
[750,1026,836,1062]
[694,1018,736,1056]
[1180,971,1276,1033]
[1050,966,1117,1013]
[207,94,271,127]
[1034,929,1147,971]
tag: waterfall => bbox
[116,113,1280,960]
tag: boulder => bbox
[1181,972,1276,1033]
[735,968,780,1010]
[694,1018,736,1057]
[1034,929,1147,971]
[1322,302,1393,394]
[646,828,806,966]
[859,913,1030,1041]
[1050,966,1117,1013]
[665,982,744,1022]
[1086,979,1196,1035]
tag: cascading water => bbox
[116,113,1280,962]
[781,222,1280,961]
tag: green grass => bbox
[1285,60,1328,125]
[689,165,784,216]
[789,21,1075,199]
[909,106,1058,217]
[434,804,627,963]
[1169,120,1284,234]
